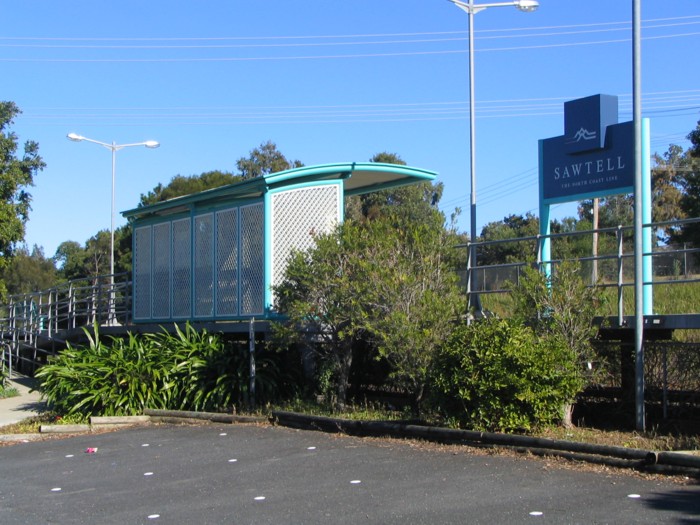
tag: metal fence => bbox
[464,217,700,321]
[0,273,131,375]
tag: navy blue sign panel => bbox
[564,94,619,154]
[540,94,634,205]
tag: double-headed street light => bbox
[447,0,539,314]
[67,133,159,297]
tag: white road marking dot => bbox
[219,433,227,436]
[228,459,238,463]
[51,488,61,492]
[147,514,160,519]
[307,446,316,450]
[142,444,150,447]
[144,472,154,476]
[254,496,266,501]
[529,511,544,516]
[350,480,362,484]
[628,494,641,499]
[65,454,74,458]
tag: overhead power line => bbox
[1,14,698,62]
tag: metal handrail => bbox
[463,217,700,320]
[0,273,132,373]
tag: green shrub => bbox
[35,324,286,417]
[430,319,583,433]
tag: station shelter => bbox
[122,162,437,324]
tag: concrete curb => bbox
[271,410,700,477]
[40,424,91,434]
[91,416,152,426]
[0,409,265,443]
[0,433,44,442]
[143,408,267,424]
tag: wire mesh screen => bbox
[240,203,264,316]
[194,213,214,317]
[271,185,340,291]
[216,208,239,316]
[172,218,192,319]
[133,225,152,320]
[152,222,171,319]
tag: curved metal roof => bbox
[122,162,437,220]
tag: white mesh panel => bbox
[240,203,264,315]
[152,222,171,319]
[172,218,191,318]
[271,185,340,290]
[216,208,239,316]
[133,226,152,320]
[194,213,214,317]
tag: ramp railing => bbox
[0,273,131,373]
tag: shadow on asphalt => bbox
[643,488,700,522]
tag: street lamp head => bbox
[67,132,85,142]
[144,140,160,149]
[515,0,539,12]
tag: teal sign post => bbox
[538,95,652,315]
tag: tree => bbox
[139,170,241,207]
[365,218,464,414]
[274,220,376,410]
[345,152,445,227]
[274,214,464,413]
[53,229,130,283]
[236,141,303,180]
[0,245,57,296]
[676,121,700,247]
[650,144,688,243]
[508,261,600,427]
[551,216,595,263]
[688,119,700,158]
[54,240,86,282]
[83,230,112,280]
[479,213,540,266]
[0,101,46,295]
[578,194,634,229]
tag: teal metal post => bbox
[539,202,551,279]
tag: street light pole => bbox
[447,0,539,314]
[67,133,159,322]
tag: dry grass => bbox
[535,426,700,452]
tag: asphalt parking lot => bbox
[0,423,698,524]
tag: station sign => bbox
[539,94,634,204]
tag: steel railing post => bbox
[617,226,624,326]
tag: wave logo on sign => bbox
[567,127,597,144]
[564,94,618,155]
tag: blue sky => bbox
[3,0,700,257]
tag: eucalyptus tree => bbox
[0,101,46,295]
[236,141,303,180]
[274,215,463,412]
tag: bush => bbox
[430,319,583,433]
[36,324,287,417]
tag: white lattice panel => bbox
[194,213,214,317]
[271,184,340,290]
[133,225,152,320]
[152,222,171,319]
[216,208,239,316]
[171,218,191,318]
[240,203,264,315]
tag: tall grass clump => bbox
[36,324,285,417]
